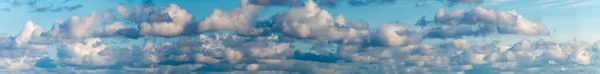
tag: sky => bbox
[0,0,600,73]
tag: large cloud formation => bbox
[197,0,265,36]
[272,0,368,42]
[422,7,550,38]
[0,0,595,74]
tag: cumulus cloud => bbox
[510,39,533,51]
[0,57,39,70]
[46,12,99,41]
[11,21,49,50]
[372,24,422,47]
[1,0,598,73]
[56,38,115,66]
[138,4,193,37]
[424,7,550,38]
[569,50,591,65]
[93,22,126,37]
[116,5,129,18]
[197,0,266,36]
[272,0,369,42]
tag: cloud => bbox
[56,38,115,66]
[272,0,369,43]
[116,5,129,18]
[93,22,126,37]
[138,4,193,37]
[12,21,48,50]
[46,12,99,41]
[372,24,422,47]
[424,7,550,38]
[1,0,598,73]
[197,0,266,36]
[0,57,39,70]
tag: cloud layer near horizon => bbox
[3,0,597,74]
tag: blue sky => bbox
[1,0,600,73]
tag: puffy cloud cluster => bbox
[138,4,193,37]
[0,0,596,73]
[56,38,115,66]
[197,0,266,36]
[272,0,369,42]
[46,12,99,41]
[423,7,550,38]
[371,24,422,47]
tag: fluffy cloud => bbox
[425,7,550,38]
[116,5,129,18]
[272,0,368,42]
[56,38,115,66]
[197,0,266,36]
[0,57,40,70]
[12,21,49,50]
[1,0,598,73]
[46,12,99,41]
[93,22,125,37]
[372,24,422,47]
[138,4,193,37]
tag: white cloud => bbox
[426,7,550,38]
[137,4,193,37]
[116,5,129,17]
[197,0,265,36]
[246,64,259,71]
[272,0,368,41]
[93,22,126,37]
[57,38,115,66]
[46,12,99,41]
[372,24,422,47]
[224,48,243,64]
[510,39,532,51]
[0,57,38,70]
[194,53,220,64]
[12,21,48,50]
[569,50,591,65]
